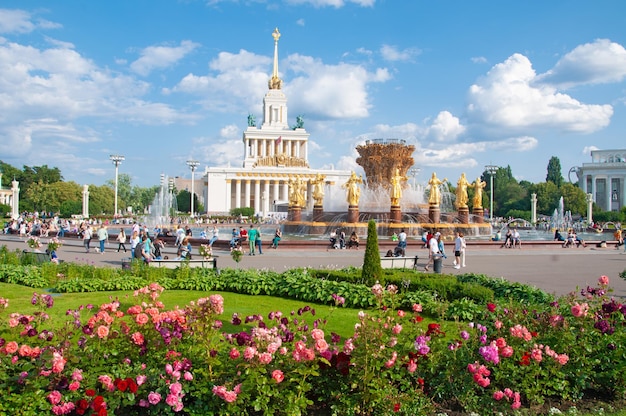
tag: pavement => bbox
[2,234,626,298]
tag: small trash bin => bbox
[121,257,132,270]
[433,255,443,274]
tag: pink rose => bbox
[493,390,505,401]
[97,325,109,339]
[229,348,240,359]
[169,382,182,395]
[315,338,329,353]
[311,328,325,341]
[5,341,18,354]
[599,275,610,286]
[392,324,403,335]
[258,352,273,364]
[407,360,417,373]
[69,381,80,391]
[412,303,422,312]
[47,390,62,405]
[131,332,145,346]
[148,391,162,405]
[135,313,150,325]
[272,369,284,383]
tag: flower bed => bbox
[1,275,626,415]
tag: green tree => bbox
[177,190,199,214]
[546,156,563,187]
[560,183,587,216]
[532,182,560,215]
[88,185,115,215]
[361,220,383,286]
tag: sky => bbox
[1,1,625,189]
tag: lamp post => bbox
[186,160,199,218]
[109,155,125,217]
[485,164,498,223]
[409,168,420,191]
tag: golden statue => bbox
[269,28,283,90]
[390,168,406,206]
[428,172,447,206]
[472,177,487,209]
[455,173,470,208]
[311,173,326,206]
[342,171,363,206]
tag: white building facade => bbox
[201,29,351,215]
[576,149,626,212]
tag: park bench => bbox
[123,257,218,270]
[22,250,52,264]
[380,255,418,269]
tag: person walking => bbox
[424,232,441,272]
[116,228,127,253]
[130,231,140,258]
[82,224,92,253]
[460,232,467,267]
[97,225,109,254]
[453,232,463,269]
[255,228,263,255]
[248,224,258,256]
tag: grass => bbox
[0,282,362,339]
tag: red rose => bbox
[85,389,96,397]
[126,377,138,393]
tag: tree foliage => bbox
[546,156,564,187]
[361,220,383,286]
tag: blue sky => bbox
[1,1,625,189]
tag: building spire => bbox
[268,28,282,90]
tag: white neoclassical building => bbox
[575,149,626,212]
[201,29,351,215]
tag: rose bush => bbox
[0,275,625,415]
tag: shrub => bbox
[361,220,383,286]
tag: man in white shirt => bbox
[424,232,441,271]
[398,229,407,249]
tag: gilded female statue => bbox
[311,173,326,205]
[472,178,487,209]
[455,173,470,208]
[343,171,363,206]
[390,168,405,206]
[428,172,447,206]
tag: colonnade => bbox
[583,175,626,212]
[225,175,315,213]
[245,137,308,161]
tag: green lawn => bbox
[0,282,362,340]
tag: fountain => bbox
[281,140,492,239]
[145,174,178,228]
[550,196,573,231]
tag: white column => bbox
[530,193,537,225]
[263,181,271,214]
[587,193,593,224]
[11,180,20,220]
[225,180,232,212]
[81,184,89,218]
[273,181,280,208]
[604,175,613,211]
[592,176,597,203]
[235,180,242,209]
[296,140,300,158]
[244,180,251,208]
[254,180,261,213]
[283,182,289,203]
[304,141,308,161]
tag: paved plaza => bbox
[2,235,626,298]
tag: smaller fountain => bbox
[550,196,573,231]
[146,174,178,228]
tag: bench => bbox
[22,250,52,264]
[380,255,418,269]
[148,257,218,270]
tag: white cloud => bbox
[284,0,375,8]
[380,44,420,62]
[582,145,599,156]
[220,124,239,138]
[471,56,487,64]
[536,39,626,89]
[286,53,390,118]
[467,53,613,134]
[424,111,465,142]
[197,138,241,167]
[0,9,61,34]
[130,40,200,76]
[296,18,306,26]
